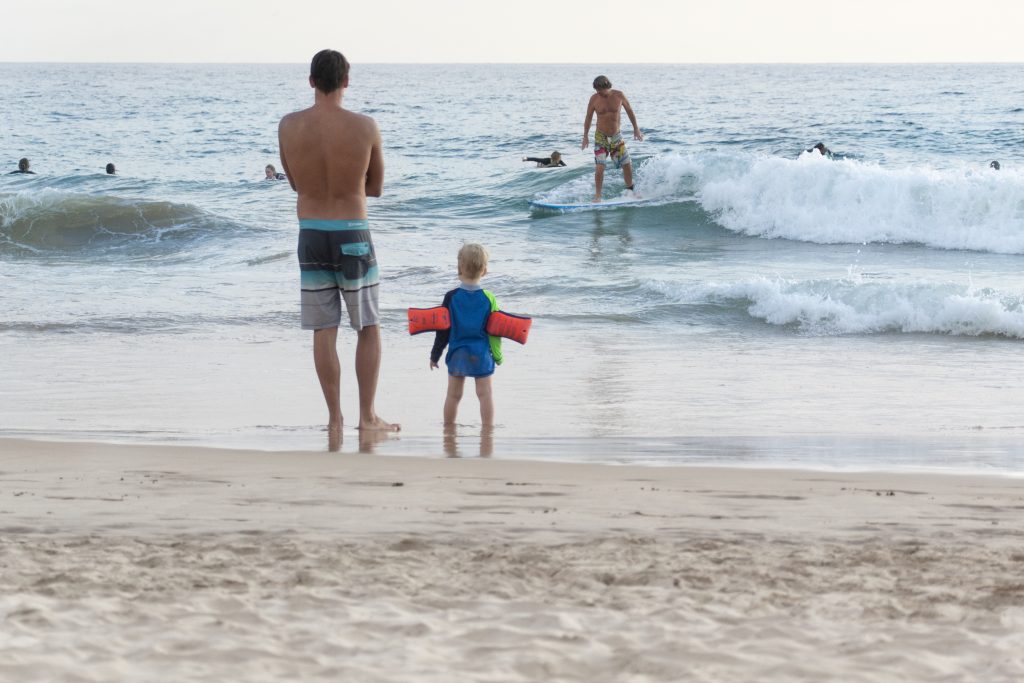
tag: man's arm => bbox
[622,95,643,141]
[582,97,595,150]
[277,118,297,192]
[365,120,384,198]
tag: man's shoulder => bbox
[346,110,379,132]
[278,107,311,129]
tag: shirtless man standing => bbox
[581,75,643,202]
[278,49,399,440]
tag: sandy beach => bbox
[0,438,1021,681]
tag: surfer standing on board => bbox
[582,75,643,202]
[278,49,400,444]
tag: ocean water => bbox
[3,63,1024,470]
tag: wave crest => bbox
[645,276,1024,339]
[0,189,232,254]
[636,152,1024,254]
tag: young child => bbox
[430,243,503,426]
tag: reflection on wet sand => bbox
[324,427,396,454]
[444,425,494,458]
[357,428,394,455]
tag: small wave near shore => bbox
[0,189,241,255]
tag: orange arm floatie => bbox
[486,311,532,345]
[407,307,451,335]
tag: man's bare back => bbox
[278,104,383,220]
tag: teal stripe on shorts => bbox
[298,219,369,231]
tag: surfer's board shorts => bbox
[594,130,631,169]
[297,219,380,331]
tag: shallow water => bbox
[2,63,1023,470]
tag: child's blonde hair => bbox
[458,243,489,279]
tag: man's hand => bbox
[581,135,590,150]
[634,130,644,142]
[430,360,438,370]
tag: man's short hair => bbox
[458,243,489,280]
[105,163,115,174]
[593,75,612,91]
[266,164,276,172]
[310,49,350,94]
[18,158,29,171]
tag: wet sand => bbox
[1,437,1023,681]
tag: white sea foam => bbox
[635,152,1024,254]
[645,276,1024,338]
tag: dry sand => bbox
[1,437,1023,682]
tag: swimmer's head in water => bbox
[106,163,115,175]
[990,160,1001,170]
[265,164,277,178]
[593,75,612,91]
[813,143,827,153]
[550,151,562,162]
[310,49,349,94]
[18,158,29,172]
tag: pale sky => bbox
[4,0,1023,63]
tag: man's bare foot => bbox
[593,195,602,203]
[358,415,401,432]
[327,421,342,453]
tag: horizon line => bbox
[1,60,1023,66]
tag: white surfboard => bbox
[529,196,654,211]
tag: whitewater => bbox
[2,62,1024,469]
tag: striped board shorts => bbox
[297,219,380,330]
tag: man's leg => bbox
[444,376,465,425]
[594,164,605,202]
[355,324,400,431]
[313,327,342,432]
[623,162,634,191]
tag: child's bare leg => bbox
[475,376,494,427]
[444,376,465,425]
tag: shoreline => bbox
[3,437,1024,680]
[3,432,1024,476]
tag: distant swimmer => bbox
[523,151,566,168]
[805,143,833,159]
[265,164,286,180]
[990,160,1001,170]
[9,157,36,174]
[582,75,643,202]
[106,163,116,175]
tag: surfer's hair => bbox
[593,75,612,90]
[458,243,489,280]
[310,49,349,93]
[18,158,29,171]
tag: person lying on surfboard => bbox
[582,75,643,202]
[522,151,566,168]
